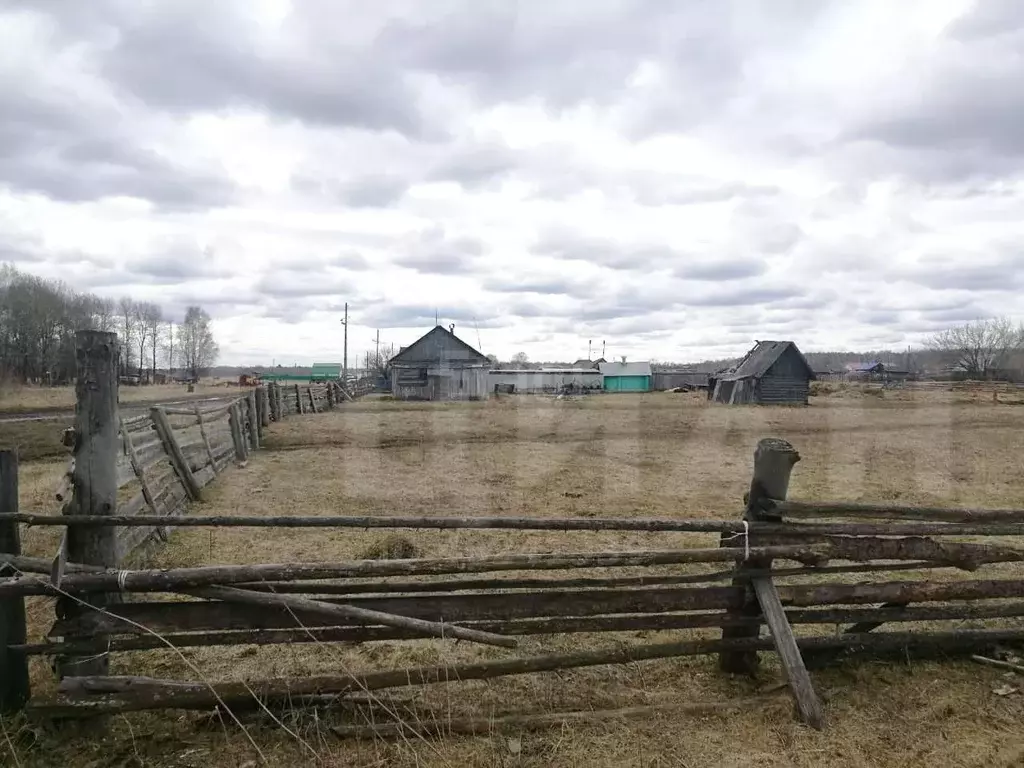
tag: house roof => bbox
[599,361,653,377]
[389,325,489,366]
[845,361,883,372]
[719,341,815,381]
[571,358,605,368]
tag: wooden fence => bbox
[2,332,1024,734]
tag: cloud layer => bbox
[3,0,1024,364]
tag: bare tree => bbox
[165,320,176,374]
[510,351,529,369]
[137,302,163,381]
[929,316,1024,379]
[117,297,138,376]
[178,305,219,379]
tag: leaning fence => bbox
[1,331,1024,735]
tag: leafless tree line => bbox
[0,264,219,385]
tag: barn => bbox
[388,325,490,401]
[711,340,815,405]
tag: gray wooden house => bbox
[710,340,815,405]
[388,324,490,401]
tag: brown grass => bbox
[8,391,1024,767]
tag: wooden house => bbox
[388,325,490,401]
[711,340,815,405]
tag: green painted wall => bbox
[603,375,651,392]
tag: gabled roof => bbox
[720,341,815,381]
[572,358,605,369]
[845,361,883,372]
[389,325,489,366]
[599,361,653,377]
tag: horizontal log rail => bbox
[6,512,1024,538]
[17,601,1024,656]
[34,628,1024,716]
[774,499,1024,523]
[1,545,833,596]
[46,578,1024,636]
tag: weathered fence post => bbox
[307,387,318,414]
[259,386,271,428]
[268,383,280,421]
[58,329,121,680]
[294,384,304,414]
[228,403,247,461]
[719,437,798,675]
[0,450,29,714]
[151,407,201,502]
[718,437,825,729]
[246,391,260,450]
[326,380,335,409]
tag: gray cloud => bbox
[684,285,804,308]
[392,227,485,275]
[675,258,765,281]
[532,230,680,271]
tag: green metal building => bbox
[599,361,653,392]
[310,363,342,381]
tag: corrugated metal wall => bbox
[652,372,710,390]
[488,370,603,393]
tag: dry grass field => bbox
[7,387,1024,767]
[0,381,235,415]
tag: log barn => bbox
[388,324,490,401]
[711,340,815,405]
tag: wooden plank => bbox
[150,407,201,502]
[119,416,159,515]
[294,384,304,414]
[0,450,29,713]
[194,406,217,477]
[59,330,122,682]
[307,387,317,414]
[752,576,826,729]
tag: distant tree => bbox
[485,353,499,368]
[138,302,163,380]
[164,320,176,373]
[118,297,138,376]
[929,317,1024,379]
[510,351,529,369]
[178,305,219,379]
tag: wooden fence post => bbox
[294,384,304,414]
[268,383,279,421]
[0,450,29,714]
[326,381,335,409]
[228,404,247,461]
[719,437,796,675]
[151,407,201,502]
[58,329,121,680]
[307,387,318,414]
[194,406,218,477]
[246,391,260,450]
[259,386,271,428]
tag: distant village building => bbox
[309,363,342,381]
[652,370,711,391]
[599,361,653,392]
[571,358,606,370]
[710,340,815,405]
[388,325,490,401]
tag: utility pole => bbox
[340,302,348,382]
[375,328,380,366]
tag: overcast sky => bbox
[2,0,1022,366]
